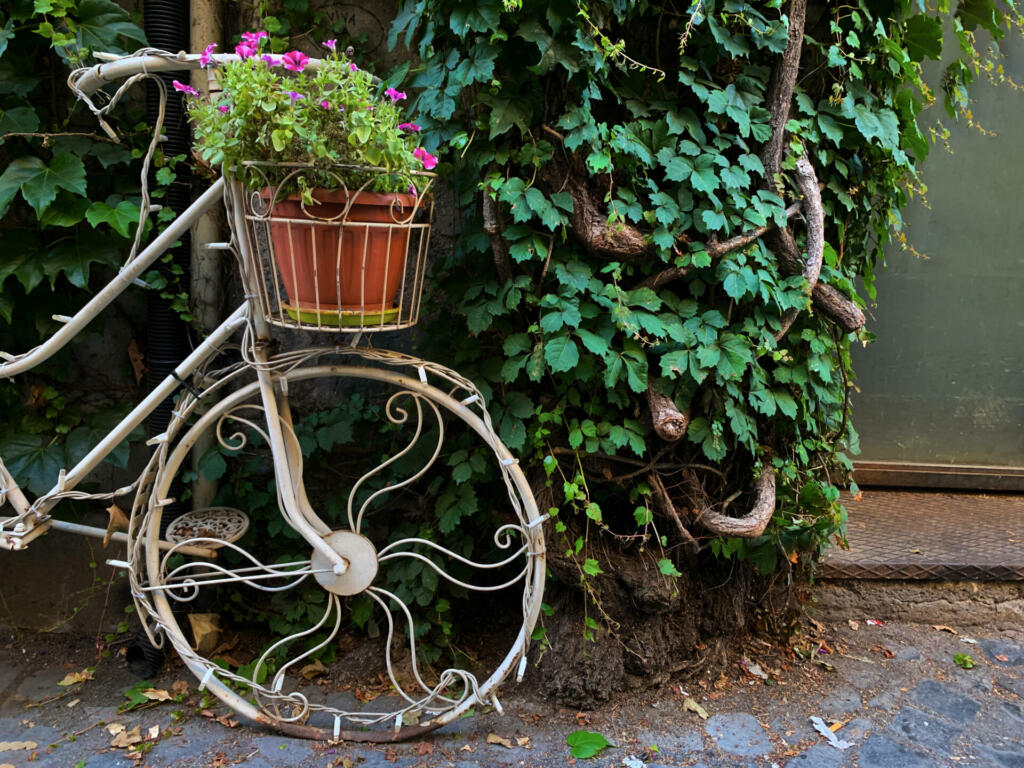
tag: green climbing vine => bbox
[382,0,1022,590]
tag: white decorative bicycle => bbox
[0,49,545,742]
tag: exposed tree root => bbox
[647,382,690,442]
[695,459,777,538]
[482,187,512,283]
[774,153,824,341]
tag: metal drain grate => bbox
[820,490,1024,580]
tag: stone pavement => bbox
[0,619,1022,767]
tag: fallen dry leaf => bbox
[110,725,143,749]
[188,613,222,655]
[933,625,958,635]
[66,699,80,708]
[460,744,474,752]
[128,338,146,383]
[847,620,860,631]
[516,736,530,747]
[147,725,160,740]
[683,697,709,719]
[486,733,514,748]
[996,654,1010,662]
[0,742,38,753]
[1,762,16,768]
[215,714,239,728]
[103,504,130,548]
[171,680,190,696]
[199,709,216,718]
[414,742,433,756]
[300,658,329,680]
[57,669,94,686]
[106,723,125,735]
[141,688,172,701]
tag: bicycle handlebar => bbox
[70,50,327,97]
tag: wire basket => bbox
[231,163,434,333]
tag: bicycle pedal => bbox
[165,507,249,547]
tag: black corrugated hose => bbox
[128,0,191,679]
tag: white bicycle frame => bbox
[0,51,351,575]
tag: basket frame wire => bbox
[231,162,435,334]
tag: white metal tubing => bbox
[49,519,217,558]
[0,178,225,379]
[33,303,248,515]
[74,53,325,97]
[254,365,348,572]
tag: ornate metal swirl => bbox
[348,390,445,532]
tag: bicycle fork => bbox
[254,360,351,577]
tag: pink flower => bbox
[241,31,267,45]
[322,39,336,52]
[282,50,309,72]
[384,87,406,102]
[261,54,282,67]
[349,62,358,72]
[172,80,199,96]
[413,147,438,170]
[217,104,230,113]
[407,183,417,197]
[199,42,217,68]
[235,42,257,59]
[320,100,330,109]
[287,91,304,102]
[397,122,421,132]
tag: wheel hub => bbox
[311,530,378,595]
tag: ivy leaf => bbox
[0,18,14,58]
[436,484,479,534]
[0,434,63,495]
[663,155,692,182]
[956,0,999,34]
[903,14,943,62]
[44,229,121,289]
[701,209,727,232]
[567,729,612,759]
[38,190,90,228]
[480,94,533,139]
[503,333,532,356]
[499,414,527,451]
[690,155,719,193]
[773,388,798,418]
[504,391,534,419]
[86,199,140,239]
[73,0,149,55]
[622,353,648,393]
[0,153,87,217]
[0,104,39,136]
[717,334,752,380]
[658,558,683,577]
[575,328,610,357]
[544,334,579,373]
[817,113,845,145]
[581,559,603,576]
[525,342,546,381]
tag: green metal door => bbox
[851,35,1024,489]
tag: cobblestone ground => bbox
[0,619,1021,767]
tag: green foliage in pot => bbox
[186,31,437,200]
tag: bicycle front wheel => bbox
[131,357,545,741]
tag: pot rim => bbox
[259,186,420,208]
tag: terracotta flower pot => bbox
[263,188,416,314]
